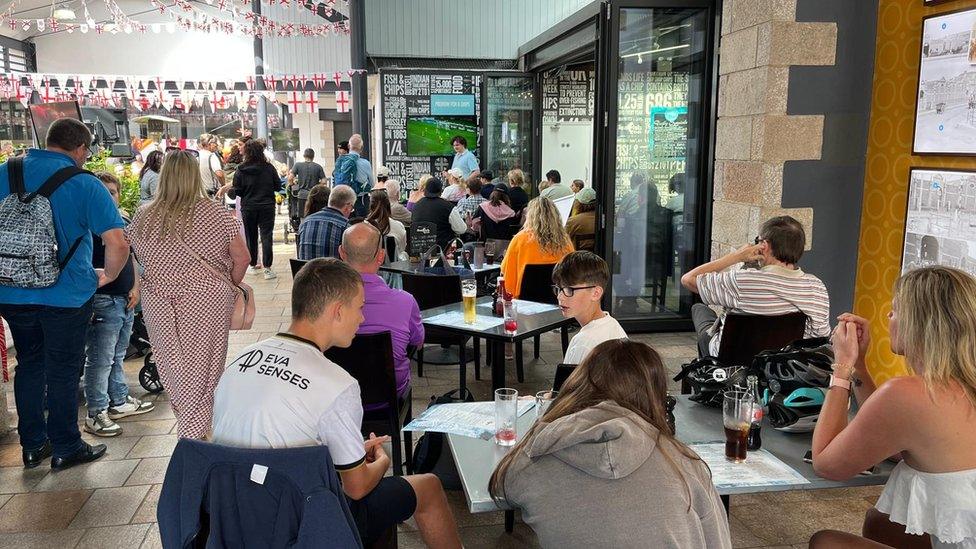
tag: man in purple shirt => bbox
[339,222,424,398]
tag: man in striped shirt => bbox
[680,216,830,357]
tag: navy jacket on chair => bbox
[158,439,362,548]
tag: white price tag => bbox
[250,464,268,485]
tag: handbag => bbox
[175,237,255,330]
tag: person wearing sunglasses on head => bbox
[554,251,627,365]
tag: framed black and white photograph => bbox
[913,7,976,155]
[902,168,976,275]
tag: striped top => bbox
[696,265,830,356]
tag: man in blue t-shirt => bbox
[0,118,128,471]
[448,135,479,179]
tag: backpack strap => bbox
[33,166,94,269]
[7,157,25,197]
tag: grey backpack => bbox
[0,157,90,288]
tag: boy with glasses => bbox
[553,251,627,364]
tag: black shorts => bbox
[346,476,417,544]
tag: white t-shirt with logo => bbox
[562,312,628,365]
[211,334,367,471]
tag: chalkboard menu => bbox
[615,71,690,198]
[408,221,438,257]
[380,70,482,190]
[541,67,595,124]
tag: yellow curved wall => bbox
[857,0,976,382]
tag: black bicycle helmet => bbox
[754,337,834,396]
[673,357,758,407]
[765,388,824,432]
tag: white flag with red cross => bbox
[335,90,350,113]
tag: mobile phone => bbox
[803,450,813,463]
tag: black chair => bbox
[401,271,479,393]
[385,235,397,261]
[290,258,309,277]
[512,263,558,382]
[683,311,807,394]
[325,331,413,476]
[553,363,576,392]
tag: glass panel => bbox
[541,62,596,197]
[484,76,534,183]
[610,7,708,321]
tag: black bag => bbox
[352,191,371,218]
[410,388,474,490]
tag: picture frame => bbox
[901,167,976,276]
[912,7,976,155]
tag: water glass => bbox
[494,388,518,446]
[535,390,557,421]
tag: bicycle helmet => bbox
[755,337,833,396]
[765,387,824,432]
[673,357,757,407]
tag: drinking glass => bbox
[494,388,518,446]
[461,278,477,324]
[535,390,557,421]
[723,390,754,462]
[503,299,518,333]
[484,241,497,265]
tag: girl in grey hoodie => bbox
[489,339,732,549]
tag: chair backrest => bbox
[716,312,807,367]
[485,238,511,260]
[385,235,396,261]
[401,271,462,310]
[324,331,397,409]
[290,258,309,277]
[553,363,576,391]
[518,263,557,305]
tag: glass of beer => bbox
[723,390,754,463]
[485,241,497,265]
[495,388,518,446]
[461,278,477,324]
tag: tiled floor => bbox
[0,211,879,548]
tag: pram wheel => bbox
[139,352,164,394]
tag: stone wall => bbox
[711,0,837,258]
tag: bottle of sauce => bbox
[493,275,506,317]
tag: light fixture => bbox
[637,54,643,64]
[53,7,76,20]
[621,44,690,59]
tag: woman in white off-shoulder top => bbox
[809,266,976,549]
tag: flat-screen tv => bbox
[29,101,83,148]
[269,128,300,151]
[406,116,478,157]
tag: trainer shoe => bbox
[108,396,155,420]
[84,411,123,437]
[263,268,277,280]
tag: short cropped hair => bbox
[95,171,120,190]
[552,251,610,289]
[329,185,357,209]
[46,118,92,151]
[292,258,363,321]
[760,216,806,265]
[303,148,314,160]
[546,170,561,184]
[451,135,467,147]
[465,175,482,194]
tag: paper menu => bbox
[403,400,536,440]
[688,443,810,490]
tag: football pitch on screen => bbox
[406,117,477,156]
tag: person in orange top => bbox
[501,197,575,298]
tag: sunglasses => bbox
[551,284,596,297]
[754,236,766,245]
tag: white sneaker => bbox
[107,396,155,420]
[263,268,277,280]
[248,266,261,274]
[84,411,122,437]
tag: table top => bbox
[380,260,502,276]
[446,395,893,514]
[420,297,573,342]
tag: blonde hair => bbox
[524,197,572,255]
[507,169,525,188]
[136,150,207,239]
[893,266,976,409]
[417,174,433,194]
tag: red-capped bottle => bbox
[494,275,506,317]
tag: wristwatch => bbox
[829,375,852,391]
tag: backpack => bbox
[0,157,91,289]
[332,154,358,189]
[410,387,474,490]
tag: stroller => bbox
[283,184,306,244]
[126,310,164,394]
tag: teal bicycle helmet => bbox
[765,387,824,433]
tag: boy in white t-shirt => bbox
[554,251,628,364]
[211,258,461,548]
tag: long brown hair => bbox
[366,189,392,235]
[488,339,706,505]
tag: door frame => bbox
[594,0,720,332]
[480,71,536,184]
